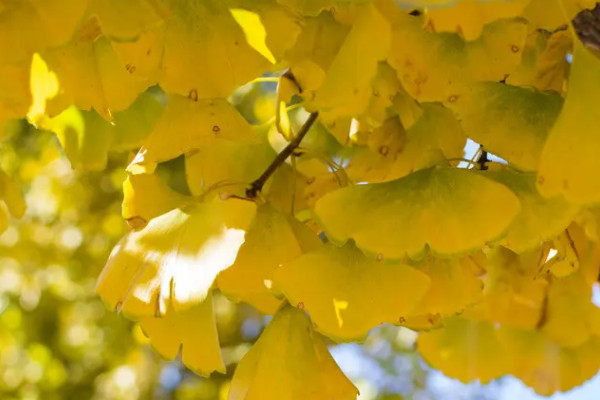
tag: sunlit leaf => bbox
[315,167,521,258]
[275,241,430,340]
[228,304,358,400]
[218,204,321,314]
[538,40,600,204]
[140,294,225,376]
[96,198,256,318]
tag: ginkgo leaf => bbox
[286,12,350,92]
[140,294,225,376]
[44,107,111,171]
[522,0,596,31]
[228,304,358,400]
[42,92,162,170]
[422,0,531,41]
[218,204,321,315]
[27,53,60,124]
[42,17,154,120]
[541,269,600,348]
[361,62,403,127]
[141,94,256,163]
[417,316,511,383]
[404,255,484,321]
[482,167,579,253]
[158,0,270,99]
[315,167,521,258]
[185,134,275,198]
[0,61,31,123]
[96,198,256,318]
[448,82,563,171]
[277,0,369,16]
[0,0,88,65]
[388,14,527,102]
[472,246,548,329]
[89,0,167,40]
[275,241,430,340]
[122,173,189,228]
[506,29,572,93]
[537,40,600,204]
[347,103,465,183]
[309,3,391,117]
[497,326,600,395]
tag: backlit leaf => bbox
[228,304,358,400]
[315,167,521,258]
[275,241,431,340]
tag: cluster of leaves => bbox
[3,0,600,398]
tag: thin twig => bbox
[246,112,319,198]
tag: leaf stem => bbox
[246,112,319,198]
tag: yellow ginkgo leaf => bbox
[42,17,154,120]
[158,0,270,99]
[448,82,563,171]
[399,255,483,330]
[276,0,369,16]
[497,326,600,395]
[473,246,548,329]
[140,294,225,377]
[417,316,511,383]
[423,0,531,41]
[0,0,88,65]
[0,61,31,123]
[388,14,527,102]
[89,0,167,40]
[286,12,350,92]
[506,29,572,93]
[361,62,403,128]
[122,173,189,229]
[142,94,256,163]
[347,103,465,183]
[185,133,275,198]
[315,167,521,258]
[228,304,358,400]
[310,3,391,118]
[96,198,256,318]
[537,40,600,204]
[482,167,579,253]
[27,53,59,124]
[218,204,321,315]
[275,241,430,340]
[522,0,596,31]
[541,270,600,348]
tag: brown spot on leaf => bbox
[297,302,305,310]
[188,89,198,102]
[511,45,520,53]
[212,125,220,133]
[379,145,390,156]
[126,216,147,230]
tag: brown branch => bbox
[246,112,319,199]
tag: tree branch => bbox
[246,112,319,199]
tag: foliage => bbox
[2,0,600,398]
